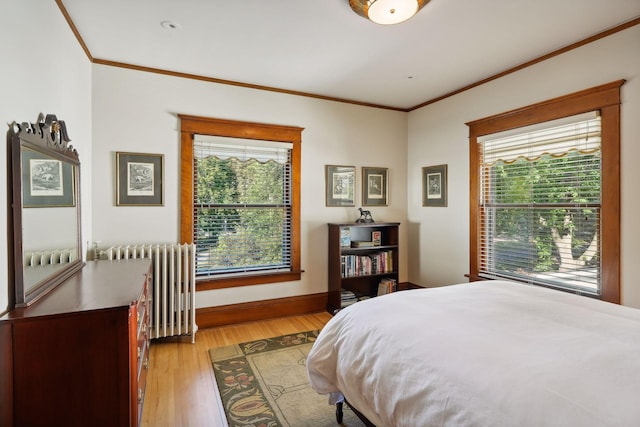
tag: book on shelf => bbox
[340,251,393,278]
[340,227,351,247]
[377,277,397,296]
[351,240,374,248]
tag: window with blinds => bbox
[478,113,602,295]
[193,135,293,279]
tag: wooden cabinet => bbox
[328,222,400,313]
[0,259,152,427]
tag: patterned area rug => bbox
[209,330,365,427]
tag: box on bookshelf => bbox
[371,231,381,246]
[340,227,351,248]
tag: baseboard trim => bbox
[196,293,328,329]
[196,282,422,329]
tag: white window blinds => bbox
[193,135,293,278]
[478,113,602,295]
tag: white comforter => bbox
[307,281,640,427]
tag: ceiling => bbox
[60,0,640,111]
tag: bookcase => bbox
[327,222,400,313]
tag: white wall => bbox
[90,65,408,308]
[0,0,92,313]
[407,25,640,308]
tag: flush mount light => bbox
[160,20,181,30]
[349,0,430,25]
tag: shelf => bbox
[328,222,400,314]
[340,244,397,252]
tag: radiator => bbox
[102,243,198,343]
[24,248,78,267]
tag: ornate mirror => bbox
[7,113,84,307]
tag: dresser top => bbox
[1,259,151,320]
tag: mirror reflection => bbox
[8,113,84,307]
[21,152,79,291]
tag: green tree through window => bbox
[489,151,600,286]
[467,81,622,302]
[480,116,601,293]
[195,147,291,276]
[179,115,302,290]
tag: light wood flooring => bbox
[140,311,333,427]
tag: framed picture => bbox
[22,149,75,207]
[116,152,164,206]
[325,165,355,207]
[362,167,388,206]
[362,167,389,206]
[422,164,448,207]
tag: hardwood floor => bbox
[140,311,333,427]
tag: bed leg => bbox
[336,401,344,423]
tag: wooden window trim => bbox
[178,114,304,290]
[466,80,624,303]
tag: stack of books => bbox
[351,231,382,248]
[377,277,397,296]
[351,240,375,248]
[340,289,358,308]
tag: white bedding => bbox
[306,281,640,427]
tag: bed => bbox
[306,280,640,426]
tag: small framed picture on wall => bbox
[362,167,388,206]
[325,165,355,207]
[422,164,447,207]
[116,152,164,206]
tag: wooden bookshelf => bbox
[327,222,400,313]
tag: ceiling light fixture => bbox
[349,0,430,25]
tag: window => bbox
[179,115,303,290]
[479,114,601,294]
[467,81,623,303]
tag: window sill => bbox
[466,272,602,300]
[196,270,303,291]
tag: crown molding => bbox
[55,2,639,112]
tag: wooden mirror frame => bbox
[6,113,84,308]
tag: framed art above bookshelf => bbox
[362,166,388,206]
[325,165,355,207]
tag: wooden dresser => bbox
[0,259,152,427]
